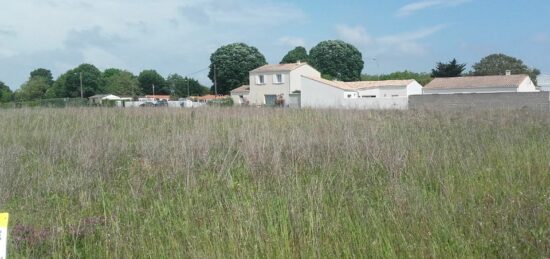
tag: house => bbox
[300,76,422,109]
[537,74,550,92]
[89,94,122,105]
[234,62,320,106]
[423,75,538,94]
[230,85,250,105]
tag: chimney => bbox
[505,70,512,76]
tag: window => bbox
[274,74,284,84]
[256,75,265,85]
[362,95,376,98]
[391,94,399,97]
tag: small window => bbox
[274,74,284,84]
[362,95,376,98]
[391,94,399,97]
[257,75,265,85]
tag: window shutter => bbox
[256,76,260,85]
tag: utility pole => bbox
[187,78,190,97]
[79,72,83,99]
[213,63,218,96]
[152,84,155,96]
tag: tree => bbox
[431,59,466,78]
[280,46,309,64]
[138,70,167,95]
[309,40,364,81]
[166,74,209,98]
[208,43,267,95]
[15,76,50,101]
[50,64,105,98]
[30,68,54,86]
[473,53,540,83]
[362,71,433,86]
[0,81,13,103]
[103,69,141,96]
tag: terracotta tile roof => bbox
[424,75,529,89]
[251,62,308,73]
[230,85,250,94]
[302,76,414,91]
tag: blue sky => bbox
[0,0,549,89]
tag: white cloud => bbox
[277,36,306,48]
[336,24,446,56]
[0,0,306,89]
[397,0,472,17]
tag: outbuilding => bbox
[423,75,538,94]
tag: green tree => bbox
[280,46,309,64]
[309,40,364,81]
[49,64,105,98]
[103,68,141,96]
[166,74,209,98]
[431,59,466,78]
[15,76,50,101]
[138,70,167,95]
[473,53,540,84]
[0,81,13,103]
[30,68,54,86]
[208,43,267,95]
[362,71,433,86]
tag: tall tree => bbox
[103,68,141,96]
[208,43,267,95]
[138,70,167,95]
[49,64,105,98]
[309,40,364,81]
[30,68,54,86]
[431,59,466,78]
[15,76,50,101]
[0,81,13,103]
[280,46,309,64]
[473,53,540,83]
[166,74,209,98]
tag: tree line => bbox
[0,40,541,103]
[0,65,209,103]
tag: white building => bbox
[537,74,550,92]
[231,62,320,106]
[301,76,422,110]
[89,94,125,105]
[423,75,538,94]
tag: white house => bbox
[89,94,124,105]
[232,62,321,106]
[537,74,550,92]
[301,76,422,109]
[423,75,538,94]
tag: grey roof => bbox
[424,75,529,89]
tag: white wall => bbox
[248,71,291,105]
[518,77,539,92]
[301,77,408,110]
[230,93,249,106]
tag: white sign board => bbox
[0,213,8,259]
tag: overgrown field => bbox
[0,108,549,258]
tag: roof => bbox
[89,94,112,99]
[230,85,250,94]
[424,75,529,89]
[302,76,415,91]
[250,62,308,73]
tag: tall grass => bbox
[0,108,549,258]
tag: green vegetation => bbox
[208,43,267,95]
[362,71,433,86]
[310,40,364,81]
[280,46,309,64]
[0,108,548,258]
[473,53,541,83]
[431,58,466,78]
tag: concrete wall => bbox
[410,92,550,111]
[230,93,249,106]
[423,87,518,95]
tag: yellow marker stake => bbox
[0,213,8,259]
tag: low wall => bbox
[409,92,550,111]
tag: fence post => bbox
[0,213,8,259]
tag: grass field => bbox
[0,107,549,258]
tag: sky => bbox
[0,0,549,89]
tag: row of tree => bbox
[0,40,541,102]
[0,65,209,102]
